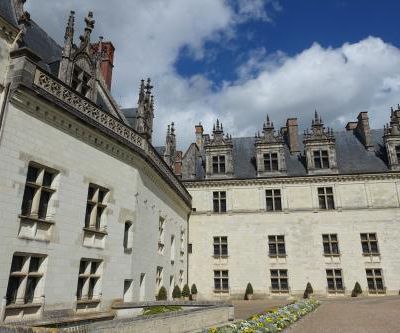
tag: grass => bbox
[141,305,182,316]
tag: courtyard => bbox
[232,296,400,333]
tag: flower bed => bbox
[206,299,319,333]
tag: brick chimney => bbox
[174,151,183,178]
[285,118,299,154]
[347,112,374,151]
[92,41,115,90]
[195,123,204,150]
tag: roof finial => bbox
[64,10,75,42]
[145,78,153,95]
[138,79,145,104]
[171,122,175,134]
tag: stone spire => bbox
[58,11,76,83]
[164,122,177,169]
[304,110,334,141]
[78,11,95,53]
[12,0,30,25]
[256,114,283,144]
[134,78,155,142]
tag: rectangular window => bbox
[156,266,163,290]
[6,254,45,305]
[268,235,286,257]
[212,155,226,174]
[84,184,108,230]
[360,233,379,255]
[213,236,228,257]
[366,269,384,293]
[326,269,344,292]
[214,270,229,292]
[188,243,193,254]
[158,217,165,255]
[213,191,226,213]
[322,234,339,255]
[396,145,400,163]
[313,150,329,169]
[265,189,282,211]
[76,259,102,301]
[263,153,279,171]
[270,269,288,292]
[318,187,335,210]
[21,164,57,220]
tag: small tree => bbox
[245,282,253,300]
[303,282,313,299]
[351,282,362,297]
[182,284,191,299]
[157,286,167,301]
[172,285,181,299]
[191,284,198,295]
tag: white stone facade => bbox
[186,177,400,300]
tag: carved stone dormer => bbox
[384,105,400,171]
[303,111,338,174]
[58,11,100,102]
[204,119,233,179]
[164,122,177,170]
[134,78,155,142]
[255,115,286,177]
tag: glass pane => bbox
[322,157,329,168]
[277,243,286,255]
[221,245,228,256]
[370,242,379,253]
[38,191,51,219]
[222,279,229,290]
[362,243,370,254]
[270,270,278,277]
[280,270,288,277]
[27,166,39,183]
[24,277,38,303]
[271,278,279,289]
[88,278,97,299]
[369,234,376,241]
[280,279,288,290]
[42,171,53,187]
[269,244,277,255]
[222,271,228,277]
[271,159,278,171]
[331,243,339,254]
[322,235,329,242]
[327,278,335,290]
[367,278,375,290]
[266,198,274,211]
[265,190,272,197]
[21,186,35,216]
[91,262,99,275]
[213,199,219,213]
[318,196,326,209]
[214,271,220,278]
[220,199,226,212]
[314,157,322,169]
[220,192,226,199]
[325,187,333,194]
[277,235,284,242]
[6,276,21,305]
[327,196,335,209]
[221,237,227,243]
[29,257,40,272]
[214,279,221,290]
[220,163,225,173]
[87,186,95,201]
[323,243,331,254]
[213,164,219,173]
[360,234,367,241]
[366,269,373,276]
[214,245,220,255]
[11,256,24,272]
[317,188,325,195]
[330,234,337,241]
[96,207,103,229]
[376,278,384,290]
[274,198,282,211]
[336,278,343,290]
[98,190,106,203]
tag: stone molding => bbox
[11,68,191,208]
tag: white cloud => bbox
[25,2,400,151]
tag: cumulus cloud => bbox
[26,1,400,150]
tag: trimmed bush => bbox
[303,282,313,299]
[182,284,191,298]
[157,286,167,301]
[191,283,198,295]
[351,282,362,297]
[172,285,181,299]
[245,282,253,295]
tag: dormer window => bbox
[212,155,226,174]
[263,153,279,172]
[71,66,91,98]
[313,150,329,169]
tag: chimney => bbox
[195,123,204,150]
[92,41,115,90]
[354,112,374,151]
[345,122,357,131]
[285,118,299,154]
[174,151,183,178]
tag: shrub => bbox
[191,283,198,295]
[351,282,362,297]
[245,282,254,295]
[303,282,313,299]
[157,286,167,301]
[182,284,191,298]
[172,285,181,299]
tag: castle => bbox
[0,0,399,325]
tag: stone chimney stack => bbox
[286,118,299,154]
[346,112,374,151]
[195,123,204,150]
[92,40,115,90]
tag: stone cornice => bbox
[183,172,400,188]
[6,59,191,208]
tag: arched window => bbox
[124,221,133,250]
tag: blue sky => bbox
[28,0,400,148]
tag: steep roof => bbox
[121,108,137,128]
[183,129,389,181]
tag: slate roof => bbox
[183,129,390,181]
[121,108,137,128]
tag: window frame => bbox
[326,269,344,292]
[214,270,229,292]
[322,234,340,256]
[263,152,279,172]
[268,235,286,257]
[366,268,385,293]
[212,155,226,174]
[84,184,108,231]
[213,191,227,213]
[360,233,379,256]
[76,259,102,302]
[213,236,228,257]
[317,187,335,210]
[270,269,289,293]
[265,189,282,212]
[313,150,330,169]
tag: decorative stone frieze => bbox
[255,115,286,177]
[204,120,234,179]
[303,111,338,175]
[384,105,400,171]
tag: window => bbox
[214,270,229,292]
[360,233,379,255]
[71,65,91,98]
[84,184,108,230]
[326,269,344,292]
[322,234,339,255]
[179,270,184,288]
[76,259,102,301]
[21,164,57,220]
[396,145,400,163]
[156,266,163,290]
[263,153,279,171]
[213,191,226,213]
[318,187,335,210]
[170,235,175,263]
[366,269,384,293]
[270,269,288,292]
[6,254,45,305]
[188,243,193,254]
[212,155,226,174]
[266,189,282,211]
[268,235,286,257]
[123,279,133,302]
[158,218,165,255]
[180,229,185,259]
[313,150,329,169]
[213,236,228,257]
[123,221,133,250]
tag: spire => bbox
[144,78,153,96]
[64,10,75,42]
[138,79,145,104]
[79,11,95,50]
[171,122,175,135]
